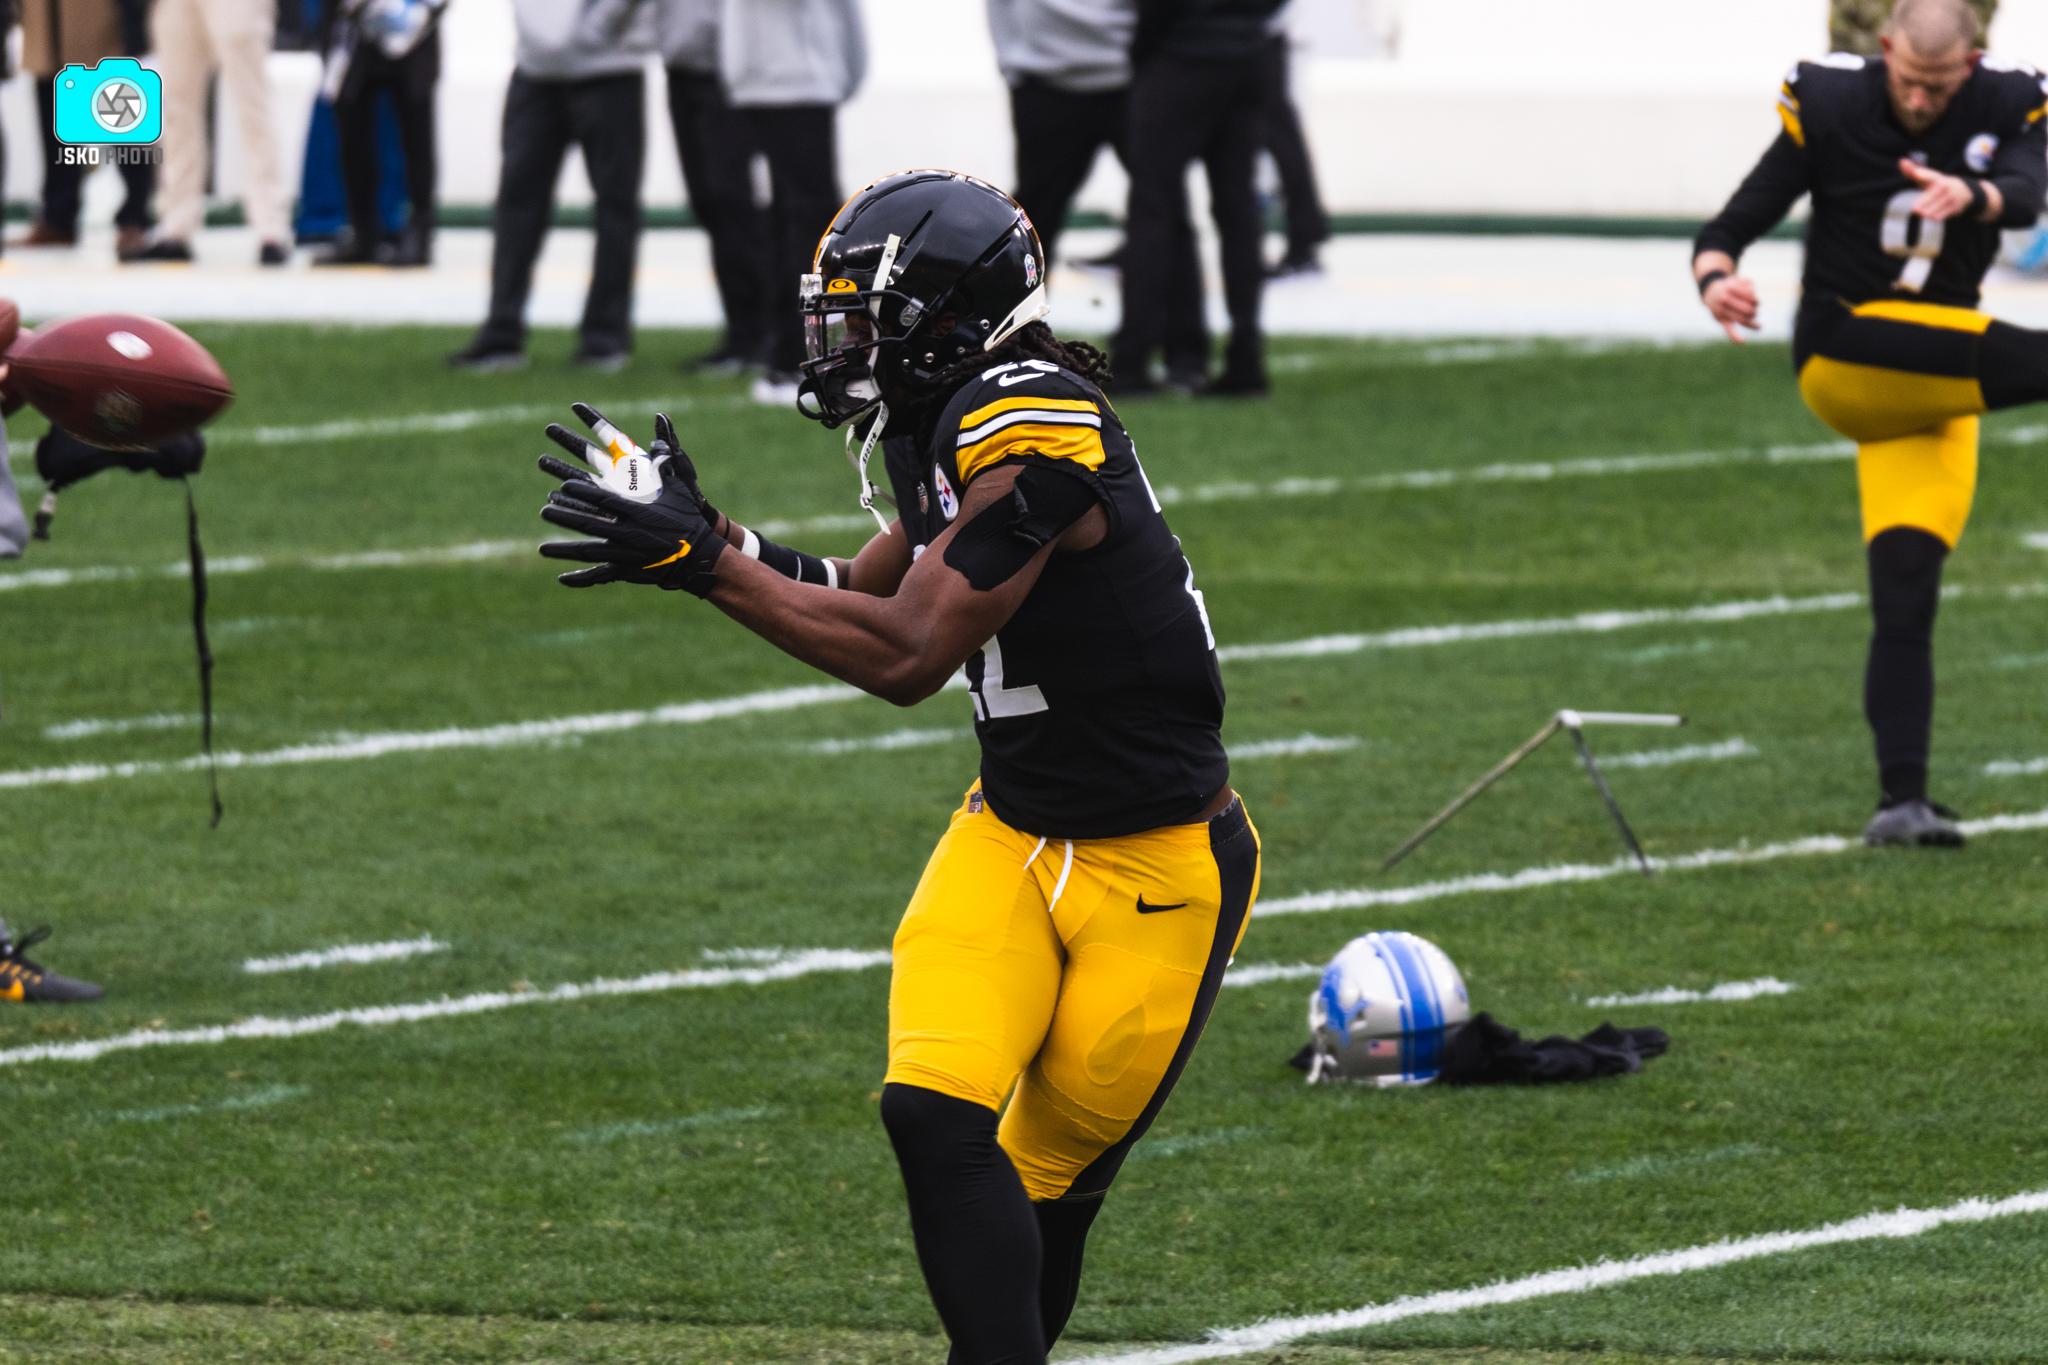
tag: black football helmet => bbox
[796,170,1049,432]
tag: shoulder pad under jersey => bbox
[946,360,1109,487]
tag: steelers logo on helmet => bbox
[1305,931,1471,1086]
[794,169,1052,431]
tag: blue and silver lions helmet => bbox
[1306,931,1471,1086]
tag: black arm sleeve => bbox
[1694,130,1812,262]
[1989,113,2047,228]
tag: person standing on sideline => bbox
[1113,0,1282,397]
[658,0,775,374]
[132,0,292,264]
[15,0,157,257]
[1257,27,1329,278]
[719,0,864,405]
[986,0,1210,391]
[448,0,655,373]
[313,0,448,267]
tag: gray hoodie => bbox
[653,0,719,72]
[985,0,1135,93]
[719,0,864,107]
[514,0,656,79]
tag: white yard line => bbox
[1985,755,2048,776]
[1584,977,1797,1007]
[1221,962,1324,987]
[1228,734,1361,759]
[562,1105,778,1144]
[0,948,893,1068]
[1254,806,2048,916]
[1599,738,1758,769]
[43,713,199,740]
[1079,1186,2048,1365]
[243,936,449,974]
[0,683,862,791]
[2024,532,2048,551]
[802,727,968,754]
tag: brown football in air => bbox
[7,313,233,448]
[0,298,19,356]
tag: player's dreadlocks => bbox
[913,322,1113,449]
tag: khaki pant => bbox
[153,0,287,244]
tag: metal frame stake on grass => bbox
[1381,709,1685,877]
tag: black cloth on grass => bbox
[1288,1012,1669,1085]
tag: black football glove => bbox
[538,435,725,595]
[35,427,206,492]
[541,406,720,526]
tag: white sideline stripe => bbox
[1221,961,1323,987]
[0,948,893,1068]
[1082,1186,2048,1365]
[802,726,968,754]
[2025,532,2048,551]
[1985,755,2048,776]
[243,936,449,974]
[0,683,862,790]
[1599,738,1758,769]
[1584,977,1797,1007]
[1228,734,1361,759]
[43,713,199,740]
[1254,806,2048,916]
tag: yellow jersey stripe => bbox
[961,394,1100,433]
[1849,299,1994,334]
[1777,87,1805,146]
[957,421,1108,483]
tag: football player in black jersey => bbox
[533,170,1256,1365]
[1693,0,2048,848]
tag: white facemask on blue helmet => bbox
[1305,931,1471,1086]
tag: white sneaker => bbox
[750,372,800,408]
[1861,799,1965,848]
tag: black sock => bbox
[1034,1196,1103,1346]
[879,1083,1046,1365]
[1864,527,1947,808]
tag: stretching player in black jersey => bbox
[1694,0,2048,847]
[531,171,1256,1365]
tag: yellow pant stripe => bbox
[1848,299,1994,333]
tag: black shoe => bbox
[312,229,378,266]
[688,346,752,376]
[1205,367,1269,397]
[1862,799,1965,848]
[386,222,433,267]
[1267,249,1322,280]
[259,241,290,266]
[126,238,193,263]
[573,347,630,373]
[0,919,104,1003]
[447,340,529,373]
[1163,362,1210,396]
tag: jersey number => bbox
[970,635,1048,720]
[1881,189,1945,293]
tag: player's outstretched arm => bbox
[1896,158,2004,223]
[705,464,1087,706]
[1693,250,1761,345]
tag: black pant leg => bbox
[114,156,155,230]
[669,68,774,361]
[34,78,83,237]
[1202,59,1268,378]
[395,35,441,232]
[1257,38,1328,258]
[1115,59,1216,375]
[1108,92,1209,376]
[480,73,574,352]
[334,59,385,248]
[1865,527,1948,805]
[1010,79,1119,269]
[566,71,646,356]
[745,104,841,374]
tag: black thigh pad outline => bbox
[942,463,1100,592]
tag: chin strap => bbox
[845,400,892,535]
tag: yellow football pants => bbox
[886,786,1260,1202]
[1797,299,1986,548]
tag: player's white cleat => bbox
[1862,799,1965,848]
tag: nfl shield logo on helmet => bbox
[933,464,960,520]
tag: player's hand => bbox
[1702,274,1761,344]
[537,450,726,595]
[1898,159,1975,221]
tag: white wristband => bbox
[823,557,839,590]
[739,526,761,560]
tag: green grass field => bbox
[3,326,2047,1364]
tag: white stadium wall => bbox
[6,0,2047,220]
